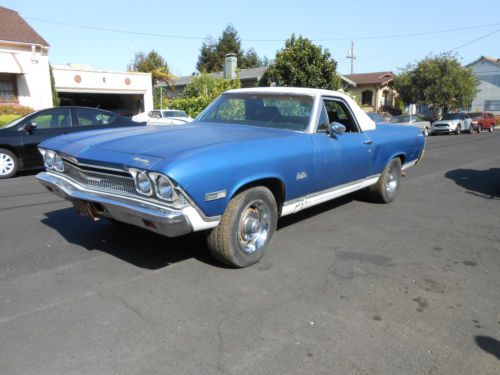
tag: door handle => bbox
[363,140,373,145]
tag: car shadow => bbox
[445,168,500,199]
[41,208,222,269]
[475,336,500,360]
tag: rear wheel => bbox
[489,125,494,132]
[369,158,402,203]
[468,125,473,134]
[0,148,19,179]
[207,186,278,268]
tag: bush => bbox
[0,114,21,126]
[164,96,213,118]
[0,104,33,116]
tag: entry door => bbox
[311,98,373,192]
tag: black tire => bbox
[423,127,429,137]
[455,125,461,135]
[488,126,493,133]
[207,186,278,268]
[0,148,19,179]
[468,125,473,134]
[369,158,402,203]
[479,126,483,132]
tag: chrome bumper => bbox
[37,171,217,237]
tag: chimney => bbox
[223,53,237,79]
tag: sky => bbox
[3,0,500,77]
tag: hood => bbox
[40,122,300,167]
[433,119,459,125]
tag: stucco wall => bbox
[0,44,53,110]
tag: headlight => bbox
[54,154,64,172]
[44,151,55,169]
[129,169,153,196]
[151,173,177,201]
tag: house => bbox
[466,56,500,115]
[344,72,396,112]
[160,54,356,98]
[0,6,52,110]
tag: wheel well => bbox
[233,178,285,212]
[0,145,19,158]
[394,154,405,165]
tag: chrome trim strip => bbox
[205,190,227,201]
[281,175,380,216]
[63,159,132,178]
[61,156,126,173]
[402,160,417,170]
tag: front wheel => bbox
[207,186,278,268]
[468,125,473,134]
[369,158,402,203]
[488,126,494,132]
[455,125,461,135]
[0,148,19,179]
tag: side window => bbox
[75,108,115,126]
[323,99,359,133]
[149,111,161,119]
[30,109,71,129]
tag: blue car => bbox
[37,88,425,267]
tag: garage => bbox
[52,64,153,117]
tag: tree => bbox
[394,53,479,113]
[258,34,341,90]
[128,50,170,85]
[196,24,264,72]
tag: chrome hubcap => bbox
[385,167,398,195]
[0,153,14,176]
[238,199,271,254]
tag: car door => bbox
[19,108,73,168]
[310,97,372,193]
[73,107,121,131]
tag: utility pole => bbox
[346,41,356,75]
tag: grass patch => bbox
[0,114,21,127]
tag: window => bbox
[148,111,161,119]
[75,108,115,126]
[198,94,313,131]
[361,90,373,106]
[485,100,500,111]
[0,74,17,102]
[30,109,71,129]
[321,99,359,133]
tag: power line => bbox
[25,16,500,43]
[450,27,500,51]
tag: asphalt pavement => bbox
[0,131,499,374]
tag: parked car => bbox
[366,112,390,123]
[0,106,145,178]
[378,111,394,121]
[468,112,496,132]
[132,109,193,125]
[390,115,431,137]
[431,113,473,135]
[37,88,425,268]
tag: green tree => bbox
[164,73,241,118]
[258,34,341,90]
[196,24,264,72]
[394,53,479,113]
[49,64,60,106]
[128,50,170,85]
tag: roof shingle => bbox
[0,6,49,47]
[344,71,393,85]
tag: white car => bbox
[132,109,193,125]
[431,113,473,135]
[390,115,431,137]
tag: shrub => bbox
[0,104,33,116]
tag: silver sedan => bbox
[390,115,431,137]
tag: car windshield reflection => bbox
[197,93,313,131]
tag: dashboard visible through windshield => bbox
[197,93,314,131]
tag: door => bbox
[72,107,121,131]
[311,98,373,193]
[19,108,73,168]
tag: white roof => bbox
[225,87,376,131]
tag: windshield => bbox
[163,110,188,118]
[2,112,32,128]
[442,113,462,120]
[468,112,482,118]
[197,93,314,131]
[390,115,411,123]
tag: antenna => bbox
[346,41,356,74]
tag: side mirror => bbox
[329,121,346,135]
[23,121,37,133]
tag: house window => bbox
[484,100,500,111]
[361,90,373,106]
[0,74,17,102]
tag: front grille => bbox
[63,161,137,195]
[434,124,448,128]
